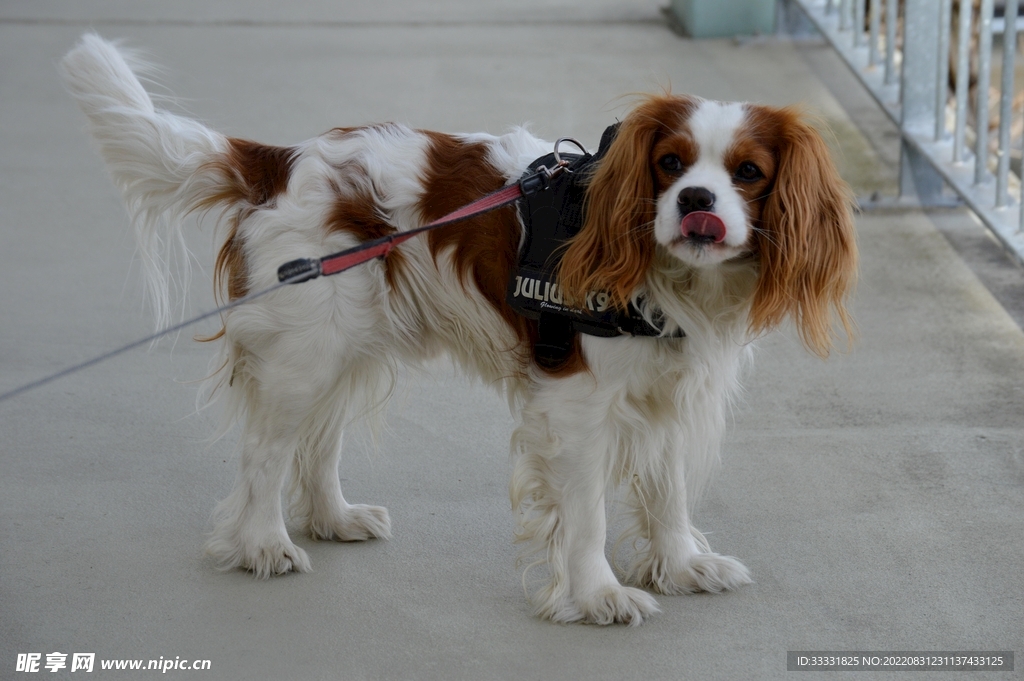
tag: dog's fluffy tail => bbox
[61,33,235,329]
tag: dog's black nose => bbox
[677,186,716,215]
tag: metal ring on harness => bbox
[552,138,588,170]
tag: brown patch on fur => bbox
[419,132,581,374]
[207,138,294,303]
[197,215,251,342]
[722,126,777,226]
[198,138,298,303]
[324,179,405,288]
[742,105,858,357]
[559,95,698,310]
[650,132,699,193]
[210,138,298,207]
[193,139,297,344]
[217,213,251,299]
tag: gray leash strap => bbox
[0,277,297,406]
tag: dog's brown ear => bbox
[559,96,687,310]
[749,109,858,358]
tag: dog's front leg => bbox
[627,438,752,595]
[512,381,659,626]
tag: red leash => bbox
[277,162,568,285]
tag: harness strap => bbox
[510,124,684,371]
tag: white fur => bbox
[62,35,756,625]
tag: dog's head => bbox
[559,94,857,357]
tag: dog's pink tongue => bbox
[680,211,726,243]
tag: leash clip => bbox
[519,162,567,196]
[518,137,589,196]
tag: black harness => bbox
[507,124,684,368]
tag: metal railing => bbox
[789,0,1024,267]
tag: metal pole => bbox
[900,0,946,204]
[935,0,953,141]
[996,0,1019,206]
[854,0,865,46]
[974,0,995,185]
[884,0,898,84]
[953,0,973,163]
[869,0,881,65]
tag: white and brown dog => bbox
[61,34,856,625]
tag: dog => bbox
[61,34,857,626]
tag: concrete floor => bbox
[1,2,1022,679]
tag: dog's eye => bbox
[735,162,763,182]
[658,154,684,174]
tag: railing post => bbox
[899,0,947,204]
[973,0,995,186]
[996,0,1018,207]
[789,0,1024,265]
[884,0,898,84]
[935,0,953,142]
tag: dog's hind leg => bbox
[203,323,376,576]
[290,363,392,543]
[204,327,395,576]
[204,386,314,578]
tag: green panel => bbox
[669,0,776,38]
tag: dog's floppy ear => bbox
[559,96,687,310]
[749,109,858,358]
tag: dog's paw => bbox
[205,531,312,579]
[537,584,660,626]
[637,552,753,595]
[575,585,661,626]
[246,540,312,578]
[308,503,391,542]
